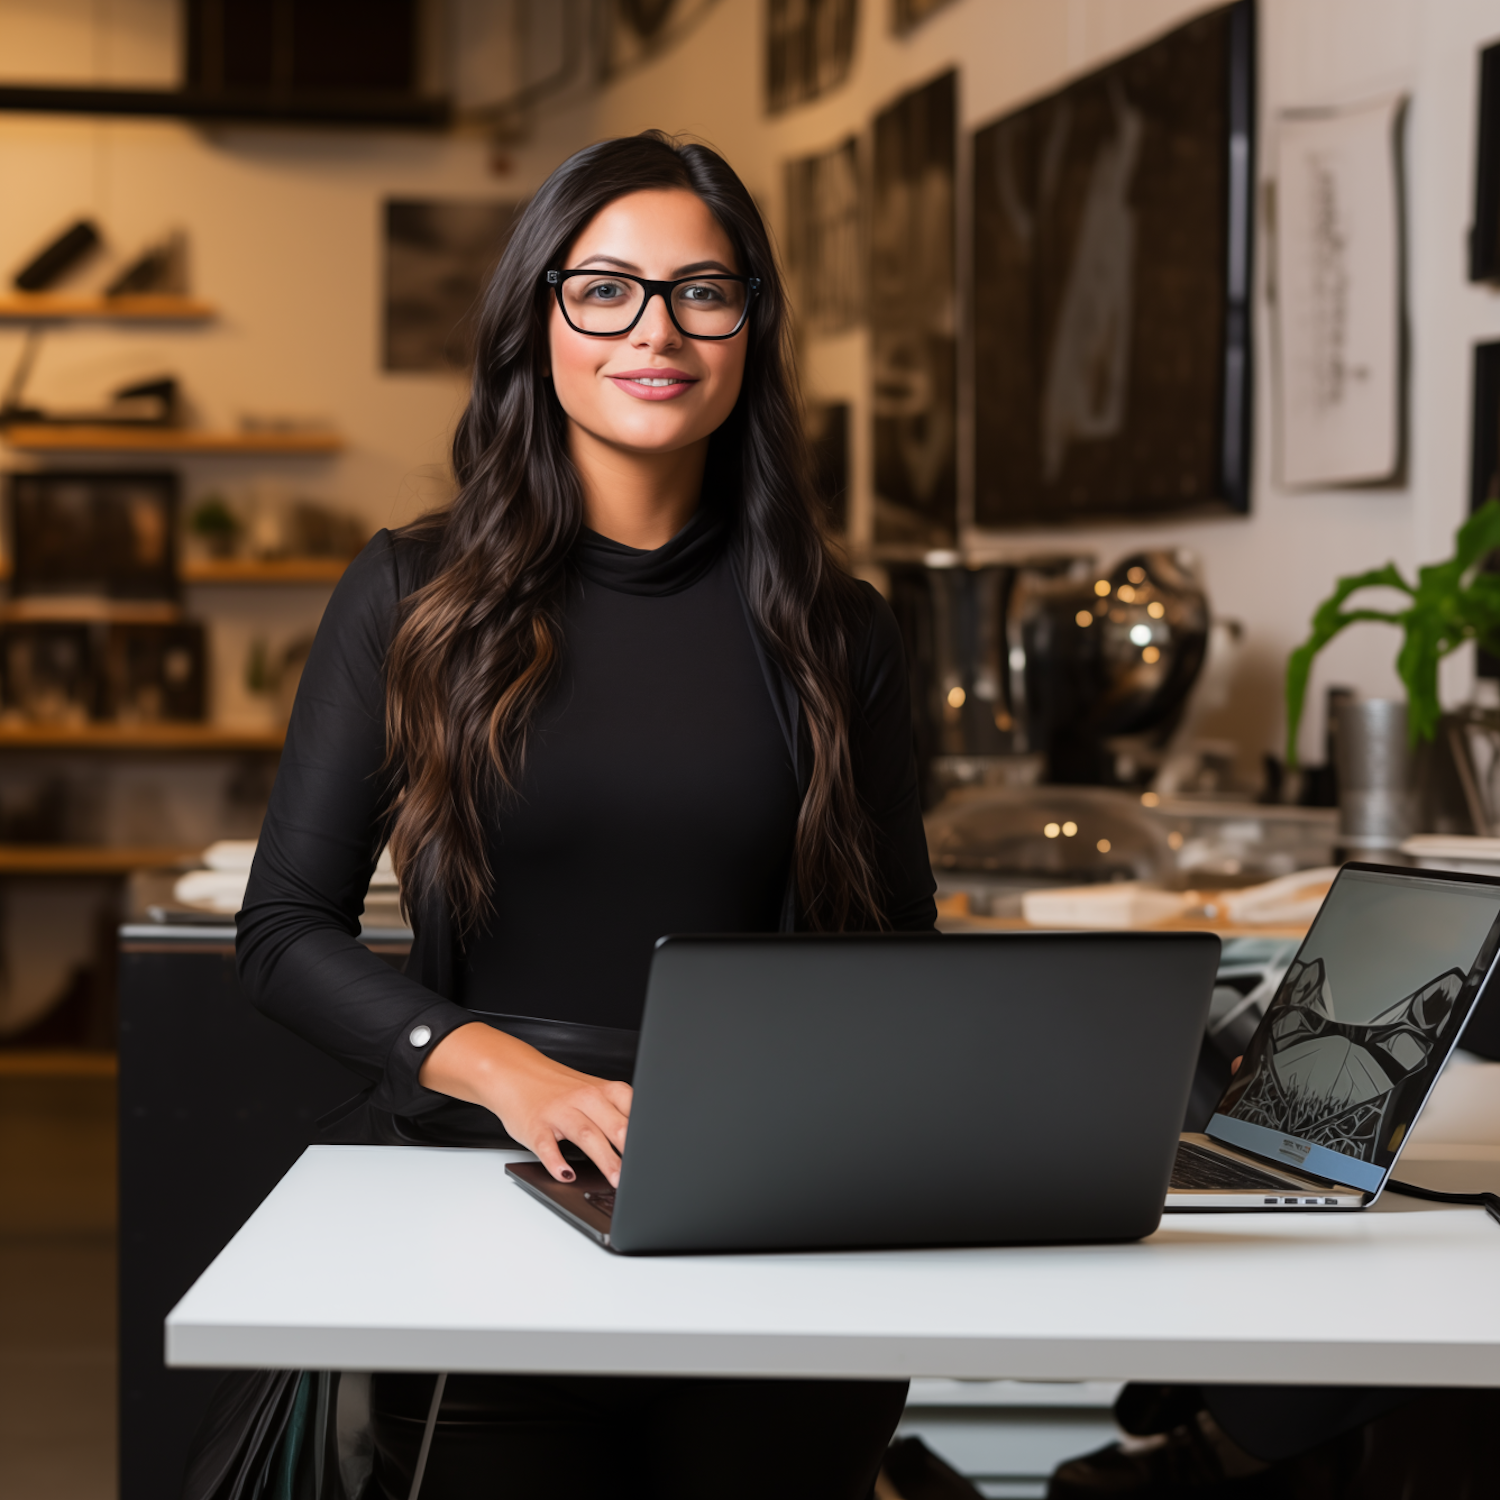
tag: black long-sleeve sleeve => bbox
[236,532,476,1116]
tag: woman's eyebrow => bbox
[574,254,643,272]
[571,254,738,277]
[674,259,735,276]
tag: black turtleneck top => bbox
[460,518,800,1029]
[237,508,936,1124]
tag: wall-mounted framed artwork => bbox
[384,199,521,372]
[871,70,957,548]
[971,1,1254,527]
[1274,96,1406,490]
[1471,340,1500,679]
[1470,42,1500,281]
[784,137,863,337]
[766,0,858,114]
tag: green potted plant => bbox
[1285,499,1500,766]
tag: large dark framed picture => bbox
[1471,341,1500,680]
[384,199,521,371]
[972,1,1254,526]
[871,70,957,548]
[1470,42,1500,282]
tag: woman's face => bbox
[546,188,749,458]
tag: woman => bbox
[238,131,936,1499]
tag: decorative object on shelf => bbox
[892,0,956,35]
[766,0,857,113]
[188,495,242,558]
[101,623,206,723]
[0,624,94,725]
[1273,94,1407,489]
[7,470,178,600]
[1284,499,1500,763]
[872,70,956,548]
[107,230,188,297]
[11,219,101,290]
[1335,698,1411,854]
[1470,42,1500,281]
[971,1,1254,525]
[1,372,182,429]
[783,137,862,336]
[384,199,522,371]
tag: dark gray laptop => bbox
[507,931,1218,1253]
[1166,862,1500,1212]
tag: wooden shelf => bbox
[0,722,283,751]
[2,424,343,455]
[0,844,201,875]
[0,1049,117,1077]
[0,293,215,323]
[182,555,352,583]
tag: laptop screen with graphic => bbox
[1208,866,1500,1191]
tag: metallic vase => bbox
[1335,698,1411,852]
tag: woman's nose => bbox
[631,292,680,350]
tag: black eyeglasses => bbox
[546,269,760,340]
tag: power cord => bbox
[1386,1178,1500,1227]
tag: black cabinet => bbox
[117,930,402,1500]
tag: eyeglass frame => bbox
[545,268,761,341]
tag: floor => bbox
[0,1061,118,1500]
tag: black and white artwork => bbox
[871,70,956,548]
[1274,96,1406,488]
[766,0,858,114]
[784,138,862,336]
[384,199,521,372]
[971,3,1253,526]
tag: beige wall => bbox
[595,0,1500,771]
[3,1,1500,763]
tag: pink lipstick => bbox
[607,367,698,401]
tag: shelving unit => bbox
[0,723,283,752]
[2,425,343,455]
[0,293,215,323]
[181,556,350,584]
[0,845,201,875]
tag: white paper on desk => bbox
[1021,882,1188,930]
[1273,95,1405,488]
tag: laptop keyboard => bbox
[1170,1140,1301,1192]
[582,1188,615,1218]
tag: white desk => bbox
[166,1144,1500,1388]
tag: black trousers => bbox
[370,1371,909,1500]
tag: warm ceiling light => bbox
[1168,830,1184,850]
[1142,645,1161,664]
[1096,837,1112,853]
[1147,601,1165,618]
[1062,821,1077,837]
[1140,791,1160,807]
[1075,610,1093,627]
[1094,579,1111,596]
[1127,566,1146,584]
[1117,584,1136,603]
[1043,822,1060,838]
[947,686,966,707]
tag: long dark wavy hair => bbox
[383,131,883,934]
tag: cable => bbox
[1386,1178,1500,1228]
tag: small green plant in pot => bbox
[1285,499,1500,766]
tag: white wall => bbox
[593,0,1500,773]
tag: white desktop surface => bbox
[166,1144,1500,1387]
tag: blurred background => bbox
[4,2,1500,1497]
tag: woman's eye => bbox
[583,280,627,300]
[680,282,726,303]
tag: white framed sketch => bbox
[1273,96,1407,489]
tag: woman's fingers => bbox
[530,1133,577,1185]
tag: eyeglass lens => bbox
[560,275,747,337]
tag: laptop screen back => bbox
[1208,865,1500,1191]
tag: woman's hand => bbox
[418,1022,632,1186]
